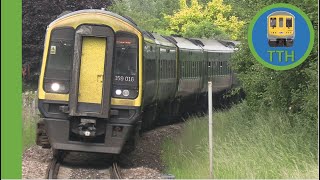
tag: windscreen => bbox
[113,32,138,86]
[286,18,293,27]
[270,18,276,27]
[45,27,75,80]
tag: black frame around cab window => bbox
[286,18,293,27]
[113,31,139,86]
[44,27,75,81]
[270,17,276,27]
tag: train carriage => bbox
[193,38,235,93]
[170,36,204,97]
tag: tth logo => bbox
[248,4,314,70]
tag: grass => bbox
[22,91,39,150]
[161,102,318,179]
[22,115,38,150]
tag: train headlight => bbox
[112,88,138,99]
[115,89,122,95]
[44,81,69,94]
[51,83,60,91]
[122,90,130,97]
[51,83,66,92]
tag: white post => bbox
[208,81,213,179]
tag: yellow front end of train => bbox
[37,10,143,154]
[267,11,295,47]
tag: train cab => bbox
[37,10,144,154]
[267,11,295,47]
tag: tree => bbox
[165,0,245,39]
[108,0,179,33]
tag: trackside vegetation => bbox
[109,0,317,178]
[161,102,318,179]
[22,91,39,150]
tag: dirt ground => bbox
[22,123,183,179]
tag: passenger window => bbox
[279,18,283,27]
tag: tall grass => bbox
[161,102,318,179]
[22,91,39,150]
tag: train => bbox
[267,11,295,47]
[36,9,239,156]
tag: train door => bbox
[78,37,105,105]
[201,51,208,92]
[69,25,114,118]
[154,45,160,101]
[277,17,286,35]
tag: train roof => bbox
[49,9,142,32]
[218,40,240,50]
[142,31,156,43]
[171,37,203,50]
[192,38,234,52]
[152,33,176,47]
[268,11,294,17]
[219,40,240,46]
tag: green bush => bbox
[228,0,318,141]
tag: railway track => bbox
[45,151,122,179]
[111,162,122,179]
[46,157,61,179]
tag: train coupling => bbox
[78,118,96,137]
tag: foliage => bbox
[108,0,179,34]
[162,103,318,178]
[228,0,318,138]
[165,0,245,39]
[22,91,39,150]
